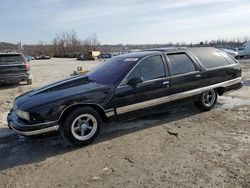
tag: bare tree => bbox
[50,31,100,57]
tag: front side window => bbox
[124,55,166,84]
[168,53,196,75]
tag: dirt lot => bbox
[0,58,249,188]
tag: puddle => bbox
[103,119,158,133]
[243,79,250,87]
[218,96,250,109]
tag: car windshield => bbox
[0,54,24,64]
[87,57,138,84]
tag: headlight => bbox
[16,109,30,121]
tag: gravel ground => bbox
[0,58,249,188]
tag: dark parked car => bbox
[35,55,50,60]
[0,52,32,85]
[25,55,34,61]
[98,53,112,59]
[7,48,242,146]
[76,55,87,61]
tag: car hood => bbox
[14,75,113,111]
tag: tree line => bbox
[22,31,99,57]
[0,32,249,57]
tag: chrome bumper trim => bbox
[9,123,59,136]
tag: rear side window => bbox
[168,53,196,75]
[192,51,230,69]
[126,55,166,82]
[0,54,24,64]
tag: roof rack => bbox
[144,47,187,52]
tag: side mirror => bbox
[127,77,143,85]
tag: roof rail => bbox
[144,47,187,52]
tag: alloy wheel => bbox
[202,90,216,107]
[71,114,98,141]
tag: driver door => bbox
[114,54,171,115]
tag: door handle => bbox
[163,81,170,85]
[195,74,201,78]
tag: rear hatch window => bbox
[0,54,25,65]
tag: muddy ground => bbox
[0,58,249,188]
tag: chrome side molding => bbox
[116,96,171,114]
[116,77,242,115]
[104,109,115,117]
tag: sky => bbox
[0,0,250,44]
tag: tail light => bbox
[24,62,30,70]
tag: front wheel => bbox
[61,107,102,147]
[195,89,217,111]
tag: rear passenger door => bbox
[166,53,202,99]
[190,50,240,85]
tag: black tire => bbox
[195,89,217,111]
[61,107,102,147]
[27,78,32,85]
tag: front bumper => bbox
[7,110,59,136]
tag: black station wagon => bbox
[7,47,242,146]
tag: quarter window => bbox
[168,53,196,75]
[219,52,237,64]
[192,51,230,68]
[125,55,166,83]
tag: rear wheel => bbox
[195,89,217,111]
[61,107,102,147]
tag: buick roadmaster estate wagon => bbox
[7,48,242,146]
